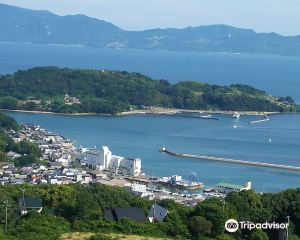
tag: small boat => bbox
[159,147,166,152]
[199,115,220,120]
[200,114,212,118]
[232,112,240,119]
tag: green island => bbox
[0,67,298,115]
[0,113,299,240]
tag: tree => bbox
[194,199,227,236]
[226,190,272,223]
[285,96,294,104]
[10,211,70,240]
[22,101,39,111]
[15,140,43,158]
[89,234,114,240]
[188,216,212,238]
[0,97,18,110]
[163,210,189,238]
[14,155,39,167]
[74,190,102,220]
[0,227,5,240]
[0,113,20,130]
[0,151,7,162]
[269,189,300,235]
[217,234,235,240]
[250,229,269,240]
[289,235,300,240]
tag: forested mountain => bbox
[0,67,298,114]
[1,3,300,56]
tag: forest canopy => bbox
[0,184,299,240]
[0,67,298,114]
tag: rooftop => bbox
[216,182,245,189]
[20,197,43,208]
[104,207,148,222]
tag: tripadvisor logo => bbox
[225,219,239,233]
[225,219,289,233]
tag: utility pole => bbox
[286,216,290,240]
[21,189,25,201]
[21,189,26,209]
[2,200,11,233]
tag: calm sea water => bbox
[1,42,300,192]
[3,111,300,192]
[1,42,300,102]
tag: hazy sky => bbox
[1,0,300,35]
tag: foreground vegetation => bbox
[60,232,171,240]
[0,67,298,114]
[1,184,300,240]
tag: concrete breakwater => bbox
[160,148,300,171]
[250,114,270,124]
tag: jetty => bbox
[250,114,270,124]
[160,148,300,171]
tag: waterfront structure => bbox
[161,148,300,171]
[216,181,252,193]
[232,111,240,119]
[78,146,141,176]
[157,175,204,190]
[124,183,153,197]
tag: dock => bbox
[160,148,300,171]
[250,114,270,124]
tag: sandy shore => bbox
[118,107,280,116]
[0,109,111,116]
[0,107,284,117]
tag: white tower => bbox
[100,146,112,169]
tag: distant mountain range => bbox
[1,3,300,56]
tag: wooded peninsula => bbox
[0,67,298,115]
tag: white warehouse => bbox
[77,146,141,176]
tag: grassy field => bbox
[60,232,171,240]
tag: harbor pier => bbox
[250,114,270,124]
[160,148,300,171]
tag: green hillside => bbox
[0,67,298,114]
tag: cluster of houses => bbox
[1,124,143,186]
[0,161,92,185]
[24,124,75,165]
[0,123,252,208]
[9,124,76,166]
[64,94,81,105]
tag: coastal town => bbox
[0,122,252,207]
